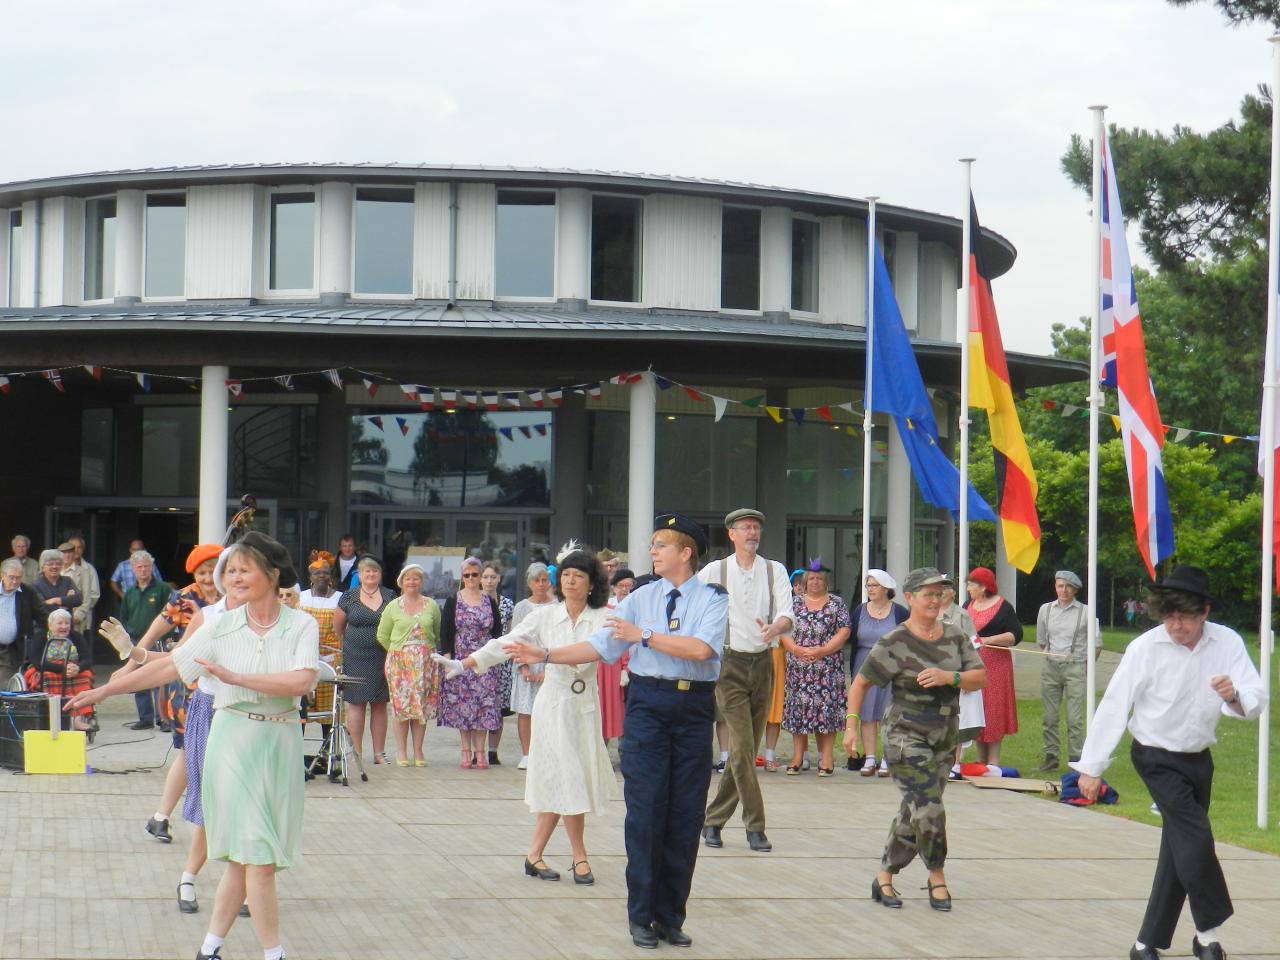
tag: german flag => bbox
[967,199,1040,573]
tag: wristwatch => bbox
[640,628,654,647]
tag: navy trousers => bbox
[621,677,716,929]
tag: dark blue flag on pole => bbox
[870,244,995,522]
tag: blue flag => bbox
[870,244,995,522]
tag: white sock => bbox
[264,947,284,960]
[1133,941,1146,951]
[179,873,197,901]
[200,934,224,955]
[719,750,729,762]
[764,749,775,762]
[154,812,168,822]
[1196,927,1221,945]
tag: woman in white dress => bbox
[435,544,613,884]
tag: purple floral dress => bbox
[782,594,852,734]
[436,595,502,731]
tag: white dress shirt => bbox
[698,554,793,654]
[1071,621,1266,777]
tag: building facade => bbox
[0,165,1082,600]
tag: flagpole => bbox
[958,160,974,583]
[1087,105,1106,730]
[1257,35,1280,830]
[862,196,879,603]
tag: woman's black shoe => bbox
[488,750,501,765]
[176,882,198,914]
[572,860,594,885]
[925,881,952,911]
[871,876,902,908]
[524,857,561,880]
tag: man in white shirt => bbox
[1073,566,1265,960]
[1033,569,1100,772]
[61,538,101,637]
[699,508,793,853]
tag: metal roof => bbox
[0,164,1017,277]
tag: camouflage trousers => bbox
[880,709,958,873]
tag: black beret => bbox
[236,530,299,589]
[654,513,708,556]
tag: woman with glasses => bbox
[437,557,503,768]
[844,567,986,913]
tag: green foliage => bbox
[1168,0,1280,26]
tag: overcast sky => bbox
[2,0,1272,355]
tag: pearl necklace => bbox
[246,606,281,631]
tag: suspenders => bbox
[720,557,776,646]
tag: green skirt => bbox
[202,698,305,869]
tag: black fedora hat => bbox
[1153,565,1214,607]
[235,530,299,589]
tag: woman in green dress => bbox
[68,532,318,960]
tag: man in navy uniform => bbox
[507,513,727,949]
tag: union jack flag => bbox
[1099,128,1175,577]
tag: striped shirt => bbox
[172,604,319,710]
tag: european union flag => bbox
[870,244,995,522]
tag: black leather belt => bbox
[629,674,716,693]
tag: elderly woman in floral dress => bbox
[437,556,503,768]
[377,563,441,766]
[781,565,851,776]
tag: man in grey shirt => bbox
[1033,570,1099,771]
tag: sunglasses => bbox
[461,572,480,579]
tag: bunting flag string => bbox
[323,369,343,389]
[1039,398,1257,445]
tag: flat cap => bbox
[1054,570,1082,590]
[57,541,76,552]
[655,513,709,556]
[724,507,765,528]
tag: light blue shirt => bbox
[111,559,162,592]
[0,587,17,647]
[588,576,727,682]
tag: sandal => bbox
[475,752,489,770]
[373,751,391,766]
[460,749,473,769]
[817,766,834,777]
[861,755,878,777]
[785,764,801,776]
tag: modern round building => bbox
[0,164,1082,598]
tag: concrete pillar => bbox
[756,387,788,560]
[315,390,350,545]
[198,366,230,543]
[556,187,590,306]
[627,373,656,575]
[995,524,1017,607]
[551,392,588,553]
[886,420,912,580]
[760,206,791,322]
[114,189,144,304]
[317,181,354,305]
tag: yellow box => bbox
[23,730,87,774]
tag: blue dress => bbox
[851,602,907,723]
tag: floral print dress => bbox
[436,595,502,731]
[782,594,852,735]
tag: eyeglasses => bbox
[461,572,480,579]
[915,591,946,601]
[1161,611,1204,625]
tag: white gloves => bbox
[98,617,134,661]
[431,652,466,680]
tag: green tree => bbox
[1168,0,1280,25]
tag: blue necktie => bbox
[666,588,680,627]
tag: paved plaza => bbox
[2,682,1278,960]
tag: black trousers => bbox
[1131,741,1233,949]
[620,677,716,929]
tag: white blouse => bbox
[471,602,609,686]
[172,604,320,710]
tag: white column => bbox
[198,366,230,544]
[115,189,144,302]
[556,187,590,302]
[760,206,791,316]
[995,525,1017,607]
[317,181,354,303]
[627,372,657,576]
[885,421,912,579]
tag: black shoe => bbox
[238,902,250,918]
[524,857,561,881]
[158,720,172,733]
[629,922,658,949]
[145,816,173,843]
[572,860,594,885]
[488,751,501,766]
[195,949,221,960]
[924,881,952,912]
[746,830,772,852]
[653,922,692,947]
[130,720,155,731]
[701,825,722,848]
[1130,946,1161,960]
[871,876,902,908]
[1191,938,1224,960]
[176,882,198,914]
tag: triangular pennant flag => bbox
[1110,415,1121,432]
[0,376,9,394]
[587,384,602,400]
[1062,403,1079,417]
[741,394,764,407]
[610,372,630,385]
[440,389,457,406]
[83,365,102,380]
[534,424,547,436]
[816,406,833,424]
[654,376,673,391]
[503,392,522,408]
[225,380,243,398]
[499,427,514,440]
[790,408,805,424]
[275,375,295,391]
[369,415,384,432]
[363,378,378,398]
[136,372,151,393]
[836,401,856,413]
[528,389,544,408]
[764,406,783,424]
[323,369,342,389]
[1174,427,1190,443]
[400,383,419,402]
[1223,435,1238,444]
[483,392,499,411]
[547,389,563,406]
[420,387,436,412]
[42,369,65,393]
[519,425,532,438]
[712,396,728,423]
[395,416,409,436]
[683,386,704,402]
[463,391,478,409]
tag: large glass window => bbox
[495,190,555,298]
[80,408,115,494]
[84,197,117,300]
[791,217,819,312]
[721,206,761,311]
[6,210,20,307]
[354,187,414,295]
[145,194,186,298]
[590,195,642,302]
[269,193,316,290]
[786,421,885,518]
[349,410,552,508]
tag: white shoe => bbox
[860,755,877,777]
[877,758,890,777]
[517,756,528,770]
